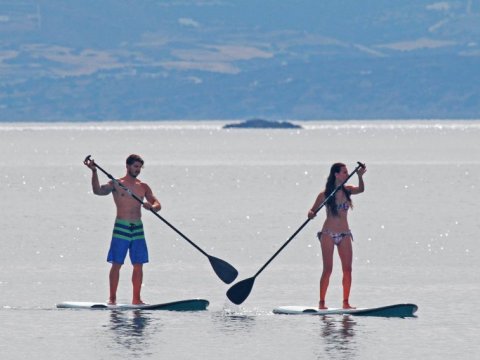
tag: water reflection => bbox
[316,315,357,359]
[105,310,160,357]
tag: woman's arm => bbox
[308,191,325,218]
[348,166,366,195]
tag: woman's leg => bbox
[337,236,354,309]
[319,234,335,309]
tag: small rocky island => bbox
[223,118,302,129]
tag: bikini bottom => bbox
[317,229,353,246]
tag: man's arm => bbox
[92,174,114,196]
[84,158,113,196]
[143,184,161,212]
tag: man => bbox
[84,154,161,305]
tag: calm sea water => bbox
[1,120,479,359]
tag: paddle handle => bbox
[84,155,209,256]
[253,161,365,278]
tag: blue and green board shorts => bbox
[107,219,149,265]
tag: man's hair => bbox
[126,154,144,166]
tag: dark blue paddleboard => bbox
[56,299,209,311]
[273,303,418,318]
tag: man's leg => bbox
[109,262,122,305]
[132,263,144,304]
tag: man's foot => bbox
[343,300,356,309]
[319,300,328,310]
[108,298,116,306]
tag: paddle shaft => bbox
[252,162,365,279]
[89,158,209,257]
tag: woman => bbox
[308,163,366,309]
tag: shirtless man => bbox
[84,154,161,305]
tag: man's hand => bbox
[84,157,97,172]
[143,202,160,212]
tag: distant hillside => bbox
[1,1,479,121]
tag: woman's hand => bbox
[357,165,367,177]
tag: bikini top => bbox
[336,201,350,212]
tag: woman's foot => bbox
[108,297,116,306]
[132,299,146,305]
[319,300,328,310]
[343,300,356,309]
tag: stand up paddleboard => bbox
[56,299,209,311]
[273,303,418,318]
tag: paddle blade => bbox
[208,255,238,284]
[226,277,255,305]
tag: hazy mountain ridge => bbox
[1,0,479,120]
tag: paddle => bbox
[226,161,366,305]
[84,155,238,284]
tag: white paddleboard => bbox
[273,303,418,318]
[56,299,209,311]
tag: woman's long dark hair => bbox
[325,163,352,216]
